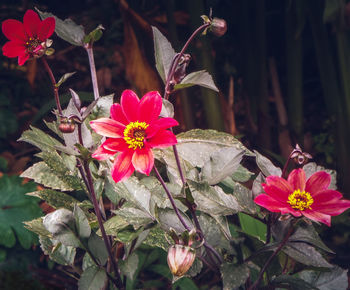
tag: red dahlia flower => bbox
[90,90,178,183]
[2,10,55,65]
[254,168,350,226]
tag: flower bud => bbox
[210,18,227,37]
[167,245,196,277]
[59,118,75,133]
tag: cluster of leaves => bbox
[17,8,349,290]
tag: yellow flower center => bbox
[123,121,149,150]
[287,189,314,211]
[25,37,40,52]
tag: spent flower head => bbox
[2,10,55,65]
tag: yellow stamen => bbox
[287,189,314,211]
[123,121,149,150]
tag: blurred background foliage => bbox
[0,0,350,288]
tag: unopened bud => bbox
[167,245,196,277]
[210,18,227,37]
[59,118,75,133]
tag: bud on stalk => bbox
[59,118,75,133]
[210,18,227,37]
[167,244,196,277]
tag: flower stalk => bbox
[85,44,100,100]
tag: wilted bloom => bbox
[90,90,178,183]
[254,169,350,226]
[2,10,55,65]
[167,244,196,277]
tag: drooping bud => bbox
[290,144,312,165]
[210,18,227,37]
[59,118,75,133]
[167,244,196,277]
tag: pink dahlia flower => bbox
[2,10,55,65]
[254,168,350,226]
[90,89,178,183]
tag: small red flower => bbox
[90,90,178,183]
[2,10,55,65]
[254,168,350,226]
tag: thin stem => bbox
[85,45,100,100]
[153,166,191,231]
[41,57,63,116]
[83,160,124,289]
[248,225,295,290]
[163,23,210,100]
[172,145,186,184]
[281,157,291,179]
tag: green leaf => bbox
[231,165,254,182]
[175,129,253,168]
[0,175,41,249]
[84,24,104,44]
[201,146,245,185]
[88,232,108,266]
[24,217,50,237]
[36,8,86,46]
[160,98,175,118]
[289,223,334,253]
[119,252,139,282]
[43,208,80,247]
[18,126,63,152]
[21,162,79,191]
[39,235,76,266]
[114,207,154,229]
[238,213,267,242]
[152,26,176,83]
[56,72,76,88]
[297,267,348,290]
[74,204,91,239]
[224,180,256,214]
[0,109,17,138]
[157,208,194,233]
[173,277,199,290]
[254,150,282,176]
[27,189,80,210]
[143,226,169,252]
[272,275,317,290]
[102,215,129,236]
[78,266,107,290]
[220,263,250,290]
[283,242,333,268]
[188,180,240,215]
[174,70,219,92]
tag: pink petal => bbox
[102,138,128,152]
[138,91,162,123]
[254,194,291,214]
[287,169,306,191]
[18,53,30,65]
[90,118,125,138]
[312,189,343,205]
[111,151,134,183]
[38,17,55,40]
[305,171,331,194]
[147,130,177,148]
[2,19,27,41]
[302,210,331,226]
[92,145,115,160]
[121,90,140,122]
[264,176,293,195]
[110,103,128,125]
[23,10,41,38]
[262,183,291,203]
[132,148,154,175]
[2,41,25,57]
[146,117,179,138]
[313,198,350,216]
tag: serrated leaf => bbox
[0,175,41,249]
[174,70,219,92]
[188,180,240,215]
[36,8,86,46]
[102,215,129,236]
[297,267,348,290]
[78,266,107,290]
[254,150,282,177]
[220,263,250,290]
[175,129,253,168]
[88,232,108,266]
[24,217,50,237]
[74,204,91,239]
[201,146,245,185]
[27,189,80,210]
[21,162,79,191]
[39,236,76,266]
[143,226,169,252]
[18,126,63,152]
[152,26,176,83]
